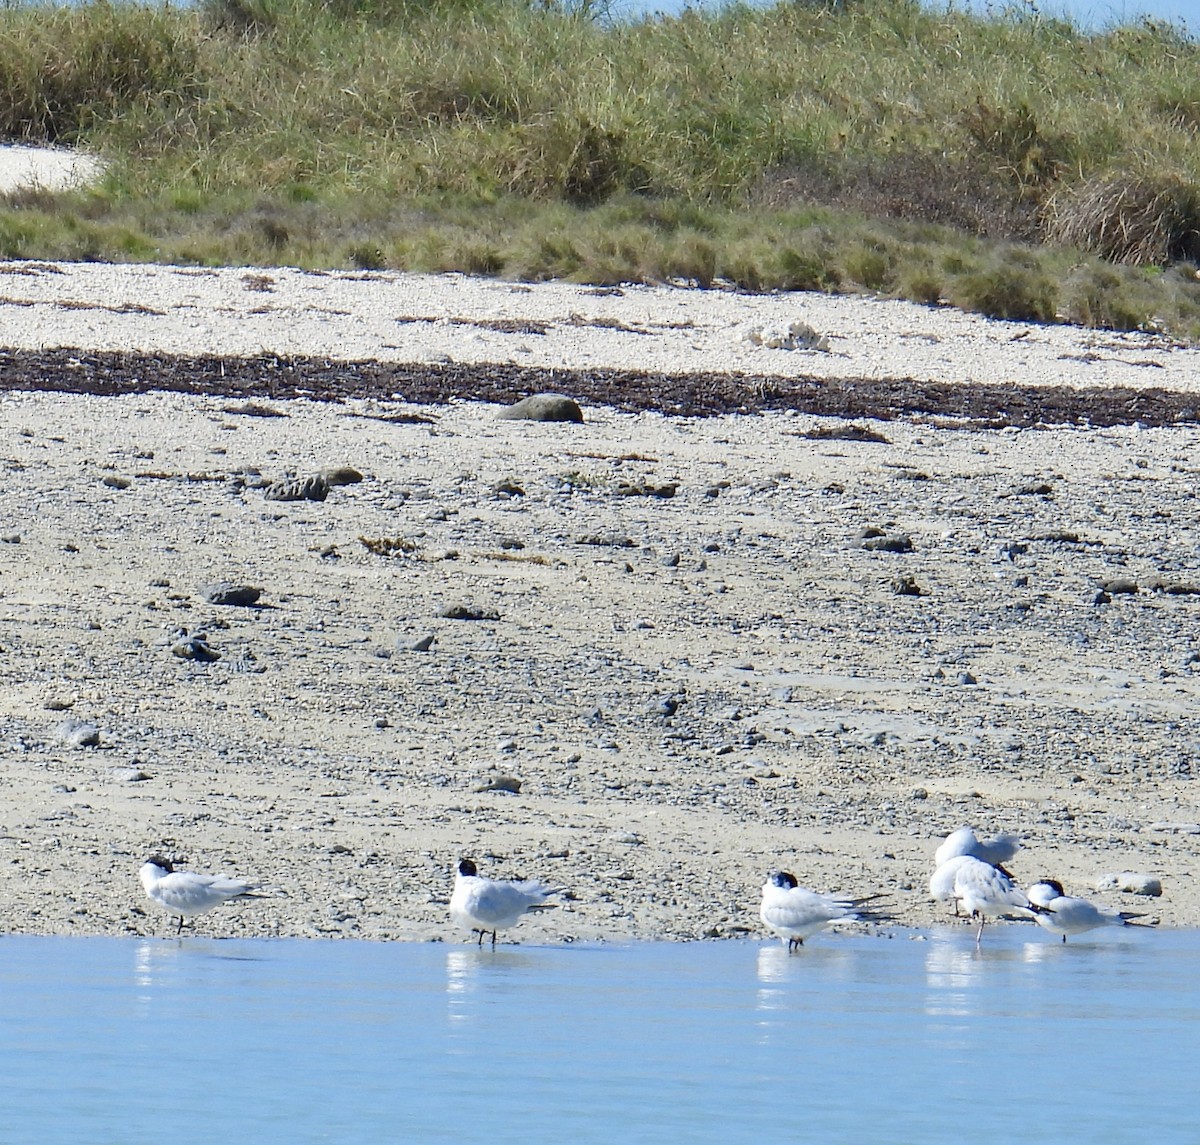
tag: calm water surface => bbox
[2,928,1196,1143]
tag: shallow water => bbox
[3,927,1195,1143]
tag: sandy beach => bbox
[2,256,1199,943]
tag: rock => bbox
[1100,577,1138,594]
[406,634,436,652]
[438,604,500,621]
[101,475,131,490]
[1096,872,1162,897]
[56,719,100,748]
[264,474,330,502]
[474,775,522,793]
[198,582,262,607]
[861,533,914,553]
[321,466,363,486]
[891,575,923,596]
[171,632,220,661]
[615,481,677,498]
[742,320,829,351]
[497,394,584,423]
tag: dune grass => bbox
[2,0,1200,336]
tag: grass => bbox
[2,0,1200,337]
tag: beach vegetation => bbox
[1,0,1200,336]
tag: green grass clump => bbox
[2,0,1200,337]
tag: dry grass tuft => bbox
[1043,171,1200,265]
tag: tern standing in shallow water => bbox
[952,855,1045,944]
[759,870,888,951]
[1027,878,1150,942]
[139,855,262,934]
[449,859,562,947]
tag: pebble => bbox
[321,466,363,486]
[438,604,500,621]
[1096,872,1163,897]
[497,393,584,423]
[171,632,220,661]
[198,582,262,607]
[56,719,100,748]
[474,775,522,793]
[264,474,330,501]
[860,532,914,553]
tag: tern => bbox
[140,855,262,934]
[1027,878,1150,942]
[934,825,1021,871]
[759,870,889,951]
[449,858,562,947]
[929,854,978,916]
[952,855,1047,944]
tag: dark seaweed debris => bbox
[0,347,1194,428]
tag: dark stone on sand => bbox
[497,394,584,423]
[172,633,220,661]
[891,575,923,595]
[264,474,330,502]
[199,582,262,607]
[861,533,913,553]
[615,481,677,498]
[321,466,363,486]
[1101,577,1138,594]
[439,603,500,621]
[474,775,522,793]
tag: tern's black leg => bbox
[176,915,184,935]
[490,930,497,948]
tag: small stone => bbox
[861,533,913,553]
[264,474,330,502]
[406,634,436,652]
[1096,872,1162,897]
[321,466,363,486]
[102,475,131,490]
[171,633,220,662]
[198,582,262,607]
[474,775,522,793]
[497,394,584,423]
[1100,577,1138,595]
[438,604,500,621]
[891,575,923,596]
[56,719,100,748]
